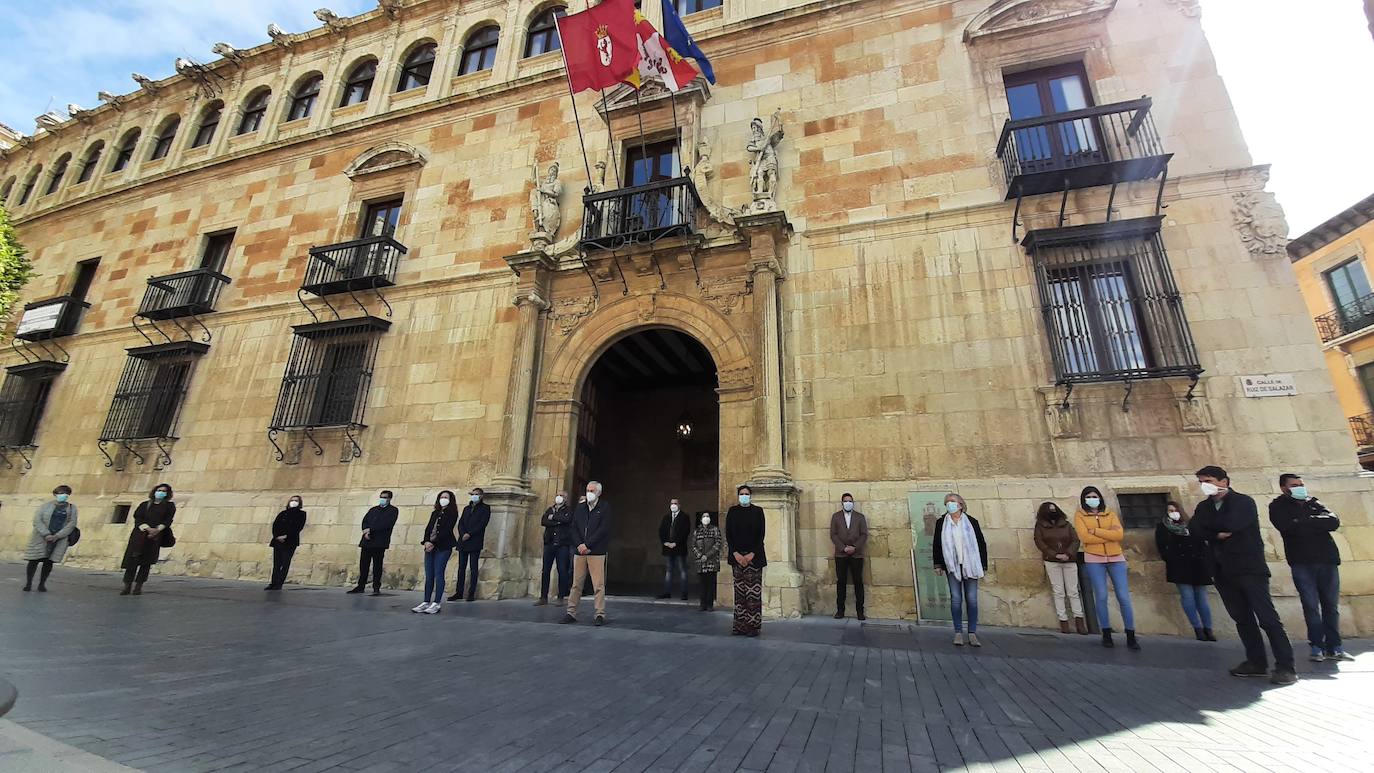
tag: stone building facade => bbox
[2,0,1371,635]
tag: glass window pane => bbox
[1049,75,1089,112]
[1005,83,1043,120]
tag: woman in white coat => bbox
[23,485,79,592]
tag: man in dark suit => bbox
[657,497,691,600]
[450,487,491,602]
[830,492,870,620]
[564,480,612,626]
[1191,465,1296,686]
[348,490,398,596]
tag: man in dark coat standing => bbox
[1191,465,1296,686]
[1269,473,1351,662]
[657,498,691,600]
[451,488,491,602]
[349,490,399,595]
[830,492,870,620]
[536,490,573,605]
[564,480,612,626]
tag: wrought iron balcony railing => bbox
[136,267,231,320]
[581,177,700,252]
[1351,413,1374,448]
[1314,292,1374,343]
[14,296,89,341]
[301,235,405,297]
[998,98,1170,199]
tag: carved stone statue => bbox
[592,160,607,193]
[315,8,346,33]
[212,42,246,66]
[747,109,784,212]
[694,140,714,181]
[377,0,403,18]
[131,73,160,94]
[530,161,563,245]
[267,24,294,48]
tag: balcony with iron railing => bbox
[14,296,89,341]
[997,98,1172,199]
[136,267,231,321]
[581,177,701,252]
[1315,292,1374,343]
[1351,413,1374,448]
[301,235,405,297]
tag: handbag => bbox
[67,527,81,547]
[159,527,176,548]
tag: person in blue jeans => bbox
[1075,486,1140,650]
[414,491,458,614]
[932,493,988,647]
[535,491,573,605]
[657,498,691,600]
[1269,474,1352,662]
[1155,501,1217,641]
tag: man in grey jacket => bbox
[830,493,869,620]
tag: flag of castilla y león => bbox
[555,0,641,93]
[623,10,700,93]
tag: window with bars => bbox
[270,319,387,431]
[1117,492,1170,530]
[0,364,62,447]
[99,343,204,442]
[1024,217,1200,384]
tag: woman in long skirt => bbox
[725,484,767,636]
[121,483,176,596]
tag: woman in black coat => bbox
[121,483,176,596]
[415,491,459,614]
[266,495,307,591]
[1155,500,1216,641]
[725,484,767,637]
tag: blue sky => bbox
[0,0,1367,235]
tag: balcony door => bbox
[353,198,403,278]
[623,140,679,232]
[1004,63,1103,173]
[1325,260,1374,333]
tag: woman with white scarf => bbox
[933,493,989,646]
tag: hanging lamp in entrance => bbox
[675,412,694,441]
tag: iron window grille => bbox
[0,360,65,468]
[97,341,206,469]
[269,317,388,462]
[1117,492,1170,530]
[581,177,702,252]
[1024,217,1200,386]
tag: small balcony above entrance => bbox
[581,177,701,252]
[301,235,405,297]
[136,267,231,321]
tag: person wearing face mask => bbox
[1154,501,1215,641]
[933,494,988,646]
[1269,474,1350,663]
[265,495,307,591]
[1033,501,1084,634]
[1191,465,1296,685]
[415,491,459,614]
[449,488,491,602]
[564,480,613,625]
[348,490,399,595]
[1074,486,1139,650]
[23,485,79,592]
[829,493,869,620]
[536,491,573,606]
[691,512,723,611]
[657,498,691,601]
[726,484,767,637]
[121,483,176,596]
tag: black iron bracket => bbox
[1184,372,1200,403]
[610,251,631,296]
[371,278,393,318]
[342,425,363,461]
[268,428,289,463]
[1121,379,1134,413]
[345,285,369,317]
[1057,177,1071,228]
[187,311,213,343]
[153,437,173,468]
[295,288,319,324]
[12,445,33,472]
[131,314,159,347]
[10,337,34,364]
[1059,382,1075,411]
[1154,167,1169,216]
[1011,186,1025,242]
[302,427,324,457]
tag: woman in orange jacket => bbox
[1075,486,1140,650]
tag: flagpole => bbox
[632,87,650,183]
[555,29,596,189]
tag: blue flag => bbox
[660,0,716,85]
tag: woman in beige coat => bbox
[23,485,79,592]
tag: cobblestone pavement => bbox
[1,564,1372,772]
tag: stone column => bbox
[737,211,803,617]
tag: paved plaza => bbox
[1,564,1371,772]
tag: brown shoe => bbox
[1074,617,1088,635]
[534,598,548,606]
[1059,620,1070,634]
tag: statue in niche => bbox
[747,109,784,212]
[530,161,563,245]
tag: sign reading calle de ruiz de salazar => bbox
[15,304,63,338]
[1240,373,1298,398]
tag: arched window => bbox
[339,60,377,107]
[459,26,500,75]
[111,130,140,172]
[287,74,323,121]
[191,101,223,148]
[524,7,566,58]
[18,166,41,205]
[44,154,71,196]
[675,0,722,14]
[76,142,105,183]
[396,43,437,92]
[0,177,15,202]
[236,90,271,135]
[149,117,180,160]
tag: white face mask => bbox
[1167,511,1182,522]
[738,494,751,506]
[288,501,300,509]
[1199,482,1221,497]
[470,494,481,504]
[842,501,854,512]
[670,504,680,513]
[438,498,450,508]
[946,501,960,514]
[701,515,710,526]
[586,491,598,504]
[554,495,565,505]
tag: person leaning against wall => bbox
[23,485,79,592]
[121,483,175,596]
[1033,500,1085,634]
[1074,486,1140,651]
[265,495,306,591]
[933,493,988,647]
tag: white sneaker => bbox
[424,602,441,614]
[411,601,428,613]
[953,632,965,646]
[968,633,982,648]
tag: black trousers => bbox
[456,551,480,599]
[699,572,718,609]
[358,547,386,589]
[122,562,152,584]
[1216,574,1294,671]
[836,555,865,613]
[270,545,297,587]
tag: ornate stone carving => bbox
[590,160,608,193]
[701,277,749,316]
[964,0,1116,43]
[628,253,659,277]
[344,142,428,179]
[131,73,161,95]
[1232,191,1288,259]
[529,161,562,248]
[1044,404,1082,439]
[1162,0,1201,17]
[212,43,246,66]
[636,292,658,322]
[549,297,596,336]
[693,141,714,183]
[66,104,92,124]
[315,8,347,33]
[34,112,65,131]
[377,0,404,19]
[747,110,784,213]
[97,91,122,107]
[718,366,754,391]
[267,24,294,49]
